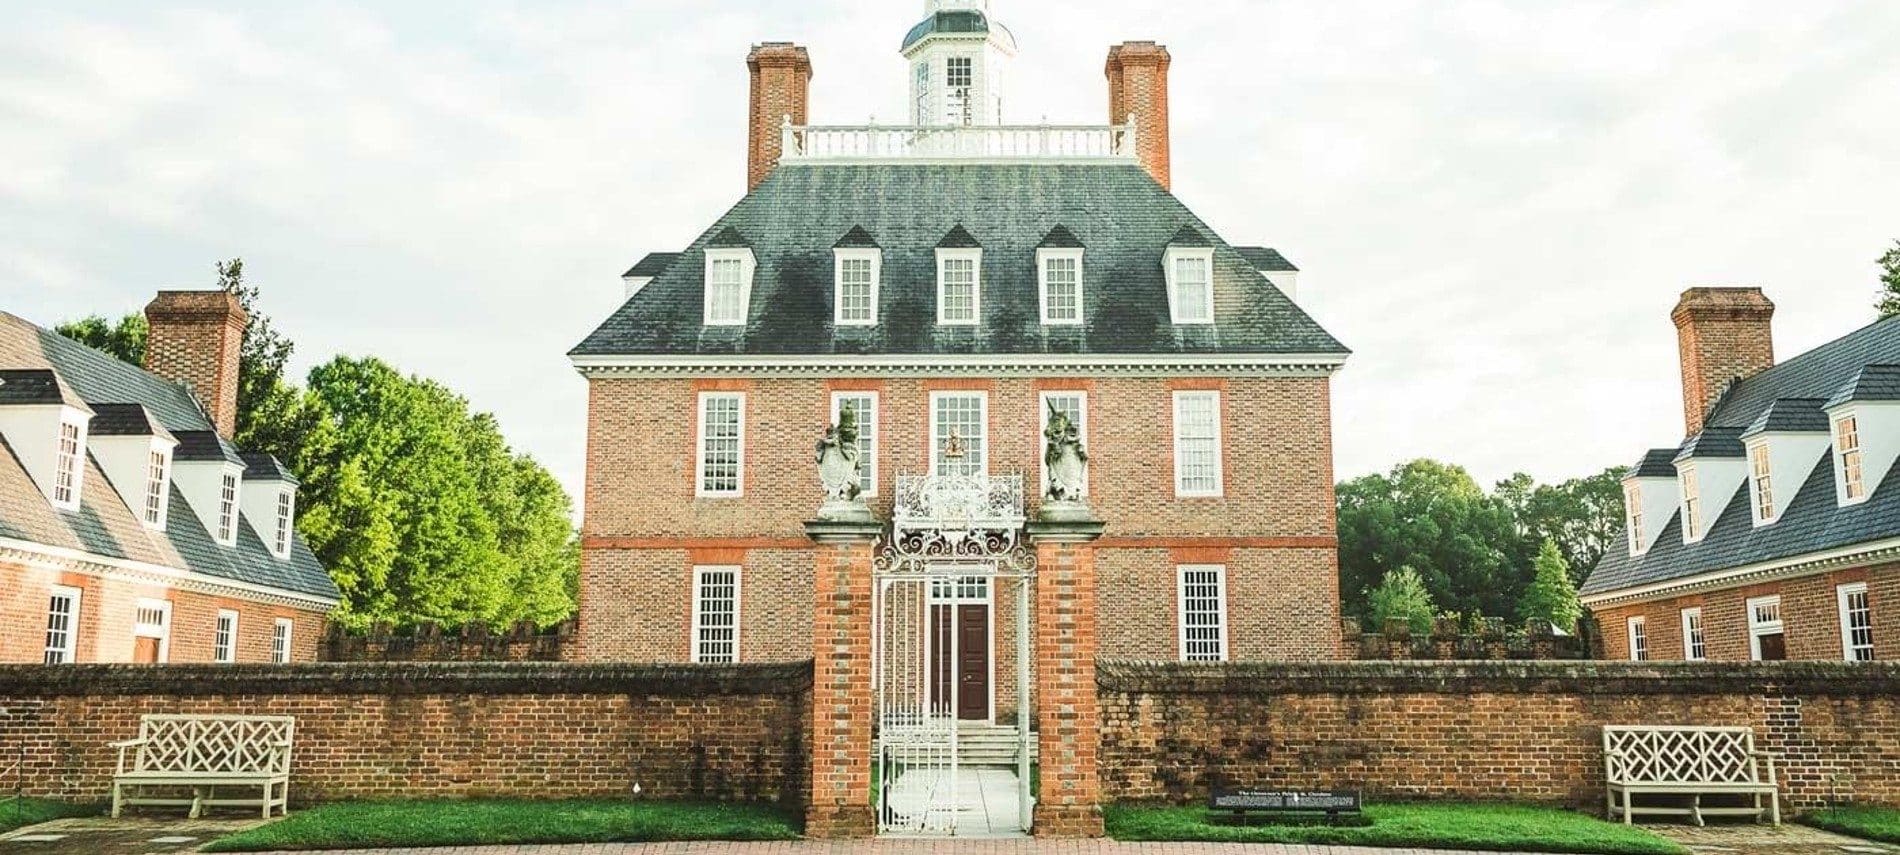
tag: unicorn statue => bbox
[1043,402,1088,504]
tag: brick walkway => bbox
[230,845,1540,855]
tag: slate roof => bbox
[572,163,1348,358]
[1584,315,1900,597]
[0,311,337,603]
[1234,246,1299,273]
[1675,426,1744,461]
[87,403,176,441]
[0,369,89,409]
[1630,449,1679,478]
[173,431,244,465]
[901,9,1015,53]
[1825,364,1900,408]
[242,452,299,485]
[621,252,682,280]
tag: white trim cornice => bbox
[570,352,1349,379]
[1581,536,1900,608]
[0,536,339,612]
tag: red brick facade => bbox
[142,290,247,438]
[746,43,812,192]
[1105,42,1172,191]
[1672,287,1775,437]
[1593,562,1897,662]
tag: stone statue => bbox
[1043,401,1088,504]
[816,407,864,505]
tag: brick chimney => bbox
[1106,41,1172,191]
[746,42,812,192]
[1672,287,1775,436]
[144,290,247,437]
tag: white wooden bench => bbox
[111,714,295,819]
[1603,725,1780,826]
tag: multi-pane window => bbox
[217,472,239,544]
[1839,583,1874,662]
[1178,565,1228,661]
[1173,391,1223,496]
[692,567,740,664]
[1624,482,1645,553]
[1750,444,1775,522]
[143,449,169,527]
[275,492,295,557]
[52,420,82,507]
[913,61,929,122]
[43,586,80,664]
[1679,466,1702,541]
[831,393,878,496]
[931,393,986,477]
[1170,255,1212,323]
[1681,608,1706,661]
[946,56,972,89]
[1627,617,1648,661]
[1837,415,1865,501]
[1040,253,1082,324]
[1039,392,1088,497]
[705,257,747,325]
[1748,596,1785,661]
[214,610,239,664]
[272,618,293,664]
[697,393,744,496]
[938,256,979,324]
[836,255,877,325]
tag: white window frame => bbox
[695,392,745,497]
[216,470,240,546]
[833,248,880,326]
[51,417,85,510]
[1624,481,1646,556]
[214,609,240,664]
[702,248,755,326]
[1747,595,1784,661]
[935,248,983,326]
[274,490,295,558]
[929,391,989,477]
[142,446,171,529]
[830,391,879,497]
[1679,464,1703,543]
[1177,564,1229,662]
[1627,616,1648,661]
[43,585,81,664]
[134,597,172,663]
[271,617,293,664]
[1038,391,1089,497]
[1036,248,1085,325]
[1172,390,1224,497]
[1163,247,1215,325]
[691,566,742,664]
[1748,441,1776,525]
[1681,607,1706,661]
[1836,414,1866,505]
[1839,582,1874,662]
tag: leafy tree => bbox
[1493,467,1628,585]
[1879,239,1900,320]
[1366,567,1436,635]
[54,313,146,364]
[1518,538,1582,633]
[1337,459,1518,618]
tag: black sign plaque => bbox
[1208,787,1363,815]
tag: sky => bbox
[4,0,1898,507]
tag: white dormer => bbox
[1674,428,1748,544]
[1739,399,1832,527]
[833,228,881,327]
[1622,450,1679,556]
[0,369,94,512]
[703,249,754,326]
[1163,231,1215,325]
[1036,245,1084,325]
[935,226,983,326]
[240,454,298,560]
[87,404,179,531]
[170,432,244,547]
[1264,269,1300,303]
[1825,367,1900,506]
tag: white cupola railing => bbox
[781,119,1138,164]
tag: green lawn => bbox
[0,798,97,834]
[1803,806,1900,843]
[201,799,801,852]
[1104,802,1687,855]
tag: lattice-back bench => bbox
[111,714,295,819]
[1602,725,1779,826]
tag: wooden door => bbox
[1758,632,1787,661]
[133,636,160,664]
[930,603,992,721]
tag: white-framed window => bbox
[51,418,83,509]
[1165,249,1215,324]
[696,392,745,497]
[930,391,987,477]
[1627,616,1648,661]
[703,249,753,326]
[936,249,982,325]
[831,392,879,497]
[834,249,880,326]
[1839,582,1874,662]
[1624,481,1646,555]
[1037,249,1084,325]
[691,566,740,664]
[946,56,972,90]
[134,598,171,663]
[1172,390,1223,497]
[1748,595,1785,661]
[1679,464,1702,542]
[271,618,293,664]
[1039,391,1088,497]
[43,586,81,664]
[913,60,929,122]
[1837,415,1865,503]
[142,448,170,528]
[1749,443,1776,524]
[216,471,240,545]
[1178,565,1228,662]
[214,610,239,664]
[1681,608,1706,661]
[274,491,295,557]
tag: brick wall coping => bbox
[1097,659,1900,696]
[0,661,815,697]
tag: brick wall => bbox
[0,662,810,806]
[141,290,246,438]
[1098,659,1900,811]
[1592,563,1897,662]
[577,375,1338,664]
[1671,287,1775,436]
[321,621,574,662]
[1341,616,1589,660]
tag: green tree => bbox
[1367,567,1437,635]
[54,313,146,363]
[1494,466,1628,586]
[1518,538,1582,633]
[1879,239,1900,319]
[1337,459,1518,618]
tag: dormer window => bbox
[935,226,982,326]
[704,253,750,325]
[1748,443,1775,523]
[1624,482,1645,553]
[274,491,294,557]
[143,448,170,528]
[1837,414,1865,502]
[1035,225,1085,328]
[833,228,881,327]
[1163,246,1215,324]
[217,472,239,545]
[1679,464,1702,542]
[51,418,84,510]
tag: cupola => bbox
[903,0,1017,126]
